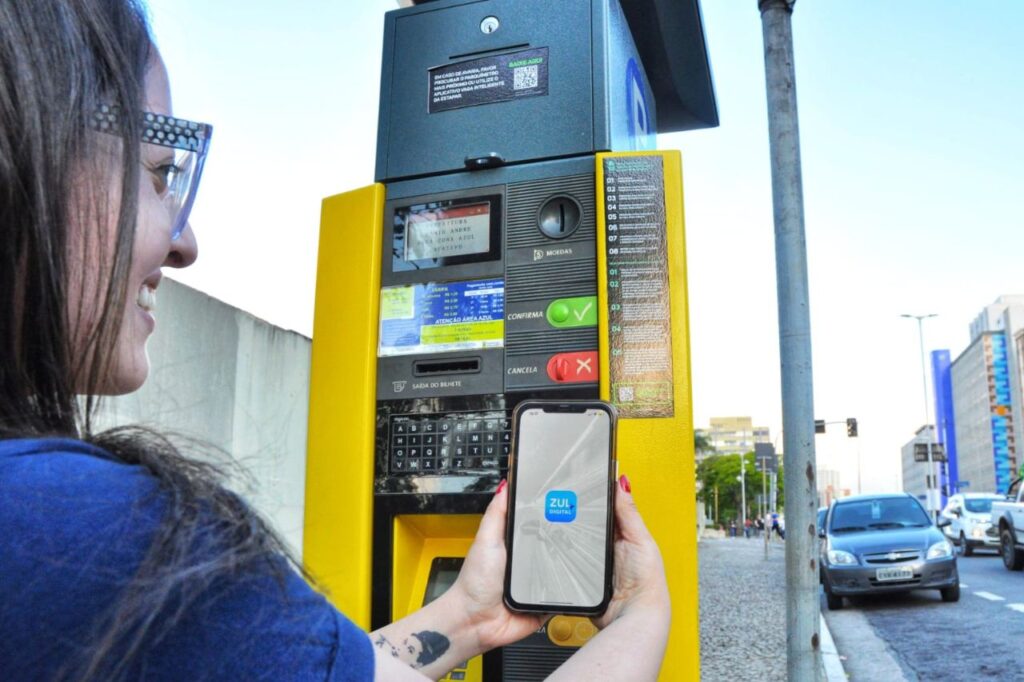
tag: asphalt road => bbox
[825,546,1024,680]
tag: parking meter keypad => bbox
[391,412,511,474]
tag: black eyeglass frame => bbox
[91,105,213,153]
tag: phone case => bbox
[503,400,617,615]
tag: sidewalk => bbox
[698,536,845,681]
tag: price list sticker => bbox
[602,156,674,418]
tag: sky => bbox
[147,1,1024,495]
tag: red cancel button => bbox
[546,351,599,383]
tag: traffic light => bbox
[815,419,825,434]
[846,417,858,437]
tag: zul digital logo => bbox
[545,490,577,523]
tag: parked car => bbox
[940,493,1003,556]
[990,477,1024,571]
[819,493,959,610]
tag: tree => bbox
[694,430,713,457]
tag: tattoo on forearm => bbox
[373,630,451,669]
[410,630,450,667]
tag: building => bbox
[817,468,844,507]
[950,331,1017,494]
[932,349,958,498]
[705,416,771,457]
[901,425,939,507]
[97,279,312,556]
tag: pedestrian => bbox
[755,517,765,536]
[729,519,738,537]
[0,3,673,680]
[744,518,752,539]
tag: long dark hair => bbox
[0,2,297,679]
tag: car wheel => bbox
[823,582,843,610]
[959,532,974,557]
[1001,528,1024,571]
[940,582,961,602]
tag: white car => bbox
[940,493,1003,556]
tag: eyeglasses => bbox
[91,105,213,241]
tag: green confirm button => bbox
[546,296,598,328]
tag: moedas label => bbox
[544,490,577,523]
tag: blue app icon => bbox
[545,490,577,523]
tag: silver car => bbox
[819,493,959,610]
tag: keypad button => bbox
[501,444,511,456]
[484,432,497,444]
[484,445,497,457]
[423,421,436,433]
[438,458,450,469]
[485,419,500,431]
[501,418,511,430]
[409,448,420,458]
[453,458,466,469]
[394,448,406,458]
[421,459,436,470]
[440,434,453,445]
[501,431,511,443]
[499,456,510,469]
[466,419,482,431]
[454,446,466,457]
[424,434,437,446]
[392,459,405,471]
[463,457,479,468]
[394,422,408,434]
[440,446,451,457]
[454,421,467,433]
[454,434,467,445]
[469,445,482,457]
[408,422,420,434]
[409,435,422,446]
[424,447,435,457]
[408,459,420,471]
[469,433,481,444]
[480,458,499,468]
[394,435,407,447]
[439,420,453,433]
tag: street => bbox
[824,548,1024,680]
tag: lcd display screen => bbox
[378,279,505,357]
[510,408,611,608]
[405,203,491,261]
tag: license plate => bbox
[876,566,914,582]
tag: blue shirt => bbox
[0,438,374,681]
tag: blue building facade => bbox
[931,349,958,501]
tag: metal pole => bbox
[763,462,769,558]
[740,454,747,537]
[758,1,820,678]
[903,313,938,519]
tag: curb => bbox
[819,614,846,681]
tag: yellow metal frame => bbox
[596,151,699,681]
[303,184,385,628]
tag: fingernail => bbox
[496,479,507,495]
[619,475,631,493]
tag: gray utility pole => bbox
[902,313,939,519]
[740,454,747,530]
[758,1,821,679]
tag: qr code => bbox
[618,386,635,403]
[513,65,538,90]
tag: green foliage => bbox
[697,451,785,521]
[694,430,713,456]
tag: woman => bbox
[0,1,672,680]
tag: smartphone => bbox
[503,400,617,615]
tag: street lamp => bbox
[901,313,939,518]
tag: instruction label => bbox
[603,156,674,418]
[429,47,549,114]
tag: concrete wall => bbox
[96,279,311,558]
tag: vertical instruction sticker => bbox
[603,156,674,418]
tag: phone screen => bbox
[509,407,612,609]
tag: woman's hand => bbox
[447,480,549,651]
[591,475,670,629]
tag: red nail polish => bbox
[619,475,631,493]
[496,479,507,495]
